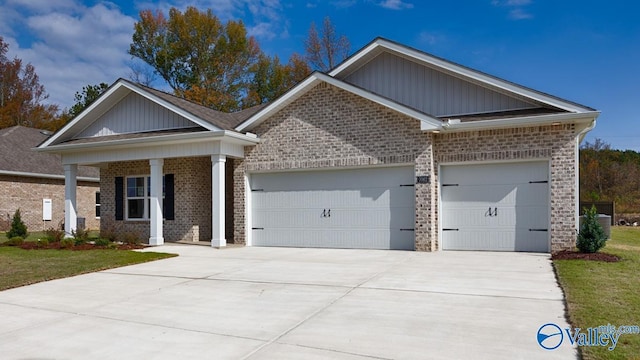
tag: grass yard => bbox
[0,247,176,291]
[554,227,640,360]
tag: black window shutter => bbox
[115,177,124,220]
[165,174,175,220]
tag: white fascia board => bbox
[236,75,321,132]
[329,42,381,77]
[39,80,224,149]
[0,170,99,182]
[440,111,600,132]
[331,39,593,114]
[236,72,442,132]
[36,130,259,154]
[124,83,222,132]
[38,81,128,148]
[379,40,592,113]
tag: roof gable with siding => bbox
[76,91,200,138]
[343,51,542,117]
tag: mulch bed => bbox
[551,250,620,262]
[18,242,146,251]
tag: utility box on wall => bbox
[42,199,52,221]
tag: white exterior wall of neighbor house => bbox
[0,175,99,232]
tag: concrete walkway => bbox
[0,246,576,359]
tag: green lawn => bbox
[0,247,176,291]
[554,227,640,360]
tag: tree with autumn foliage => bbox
[129,7,309,112]
[580,138,640,213]
[0,36,59,129]
[304,17,351,72]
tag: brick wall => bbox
[0,175,99,233]
[233,83,579,252]
[433,124,578,251]
[233,83,435,249]
[100,157,213,243]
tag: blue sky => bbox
[1,0,638,150]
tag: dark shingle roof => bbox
[125,79,268,130]
[0,126,99,178]
[451,108,566,122]
[59,127,208,146]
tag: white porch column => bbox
[149,159,164,245]
[63,164,78,238]
[211,155,226,247]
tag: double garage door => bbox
[249,162,550,252]
[250,167,415,250]
[440,161,550,252]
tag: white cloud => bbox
[0,0,290,109]
[491,0,534,20]
[1,1,135,108]
[509,8,533,20]
[378,0,413,10]
[418,31,445,46]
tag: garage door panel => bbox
[253,208,414,229]
[253,229,414,250]
[251,167,415,250]
[442,162,548,186]
[441,162,549,252]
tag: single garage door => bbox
[440,161,549,252]
[250,167,415,250]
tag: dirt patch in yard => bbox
[552,250,620,262]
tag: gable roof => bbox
[330,37,595,114]
[236,72,442,132]
[0,126,98,180]
[39,79,263,148]
[237,37,598,133]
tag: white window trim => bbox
[125,175,165,221]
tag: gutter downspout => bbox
[575,117,598,237]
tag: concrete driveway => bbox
[0,246,576,359]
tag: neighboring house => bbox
[0,126,99,233]
[37,38,599,252]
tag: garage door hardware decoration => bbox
[485,207,498,217]
[321,209,331,218]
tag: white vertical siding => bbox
[344,52,537,117]
[76,92,197,138]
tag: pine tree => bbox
[576,205,607,253]
[7,209,28,239]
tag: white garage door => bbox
[250,167,415,250]
[440,161,549,252]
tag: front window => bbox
[126,176,165,220]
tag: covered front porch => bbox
[56,131,257,247]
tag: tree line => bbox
[0,7,350,130]
[580,139,640,214]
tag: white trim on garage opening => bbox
[437,159,552,252]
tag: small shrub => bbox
[36,238,49,248]
[44,227,65,243]
[60,238,75,249]
[72,227,91,245]
[7,209,28,239]
[94,238,111,247]
[4,236,24,246]
[122,231,141,245]
[577,205,607,253]
[100,222,122,243]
